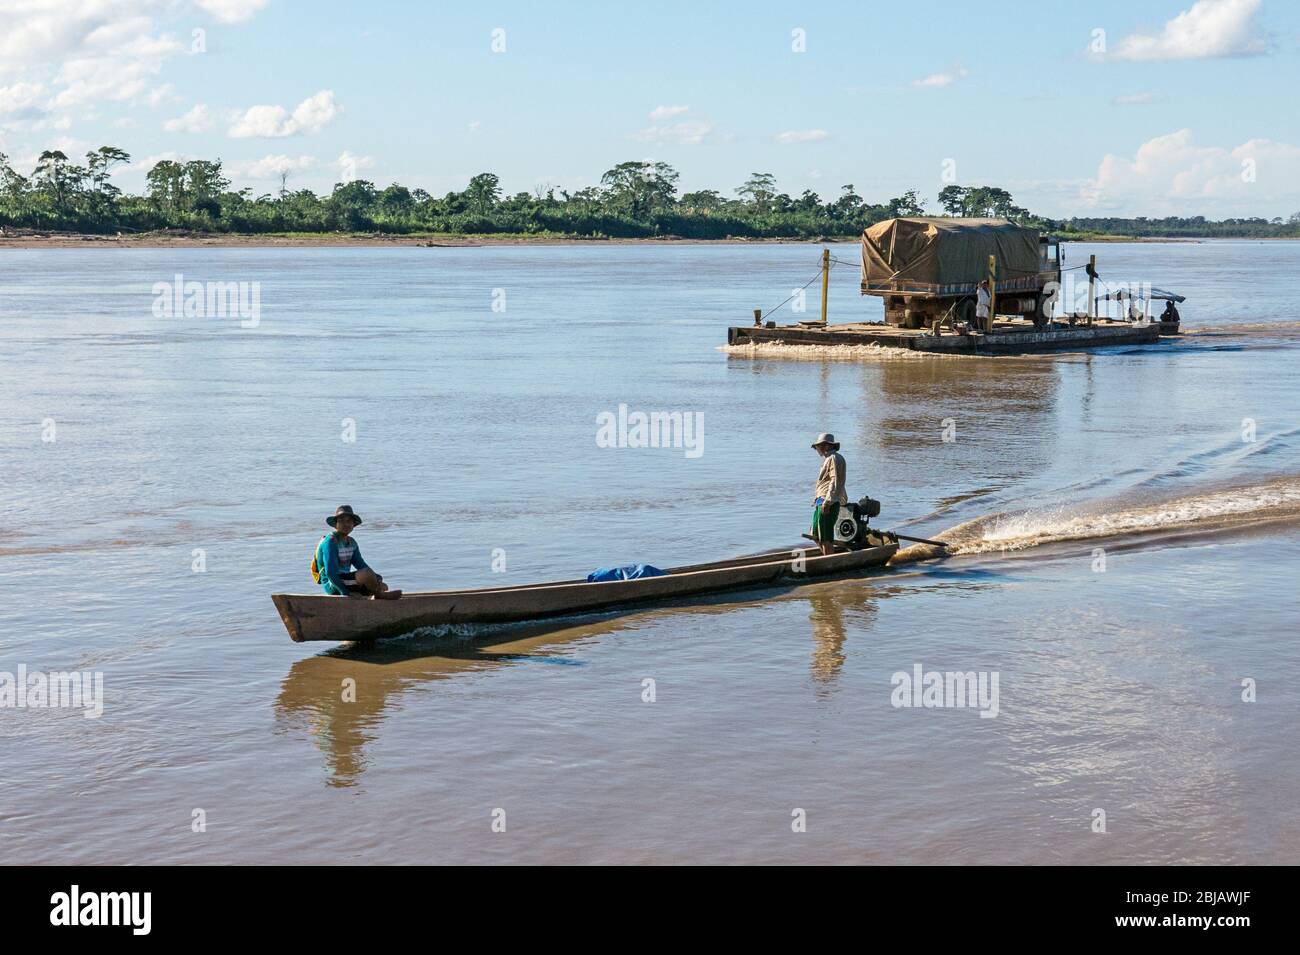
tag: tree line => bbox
[2,148,1298,239]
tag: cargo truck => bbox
[860,217,1060,330]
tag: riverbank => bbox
[0,228,1205,249]
[1053,232,1205,243]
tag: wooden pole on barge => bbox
[1087,253,1097,326]
[819,248,830,326]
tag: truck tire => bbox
[1031,293,1049,329]
[957,298,976,327]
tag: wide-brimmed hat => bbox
[326,505,363,527]
[811,432,840,450]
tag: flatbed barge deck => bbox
[727,317,1166,354]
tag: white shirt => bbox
[976,286,991,318]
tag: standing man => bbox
[975,279,991,330]
[810,433,848,556]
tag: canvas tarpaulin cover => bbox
[861,217,1040,288]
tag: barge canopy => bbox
[861,217,1041,292]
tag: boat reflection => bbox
[868,354,1058,456]
[273,614,613,787]
[806,584,879,697]
[273,574,928,787]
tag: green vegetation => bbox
[3,149,1299,240]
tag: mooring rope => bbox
[757,266,829,320]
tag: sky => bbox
[2,0,1299,219]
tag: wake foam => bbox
[937,477,1300,556]
[718,341,980,361]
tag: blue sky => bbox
[2,0,1298,217]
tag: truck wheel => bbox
[1031,293,1049,329]
[957,298,976,327]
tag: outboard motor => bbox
[833,496,883,549]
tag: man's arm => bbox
[351,543,369,572]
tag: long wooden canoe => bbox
[271,541,898,642]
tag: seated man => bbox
[1161,300,1180,323]
[314,505,396,598]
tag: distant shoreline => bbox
[0,229,1223,249]
[1,230,814,249]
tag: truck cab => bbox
[1040,236,1060,275]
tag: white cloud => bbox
[0,2,138,67]
[228,90,339,138]
[468,120,481,131]
[287,89,338,135]
[335,150,375,182]
[1112,92,1158,106]
[628,104,724,145]
[32,114,72,131]
[120,150,188,177]
[0,1,263,120]
[145,83,176,107]
[227,104,287,138]
[775,129,829,144]
[1111,0,1267,61]
[336,151,374,169]
[50,29,184,109]
[228,154,316,179]
[0,82,45,118]
[629,119,716,146]
[163,103,213,132]
[1081,129,1300,215]
[912,67,968,88]
[649,105,689,121]
[195,0,269,24]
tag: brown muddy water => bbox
[1,240,1298,864]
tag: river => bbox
[1,238,1297,863]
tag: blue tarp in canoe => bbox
[586,564,667,582]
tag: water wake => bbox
[929,477,1300,557]
[718,341,981,361]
